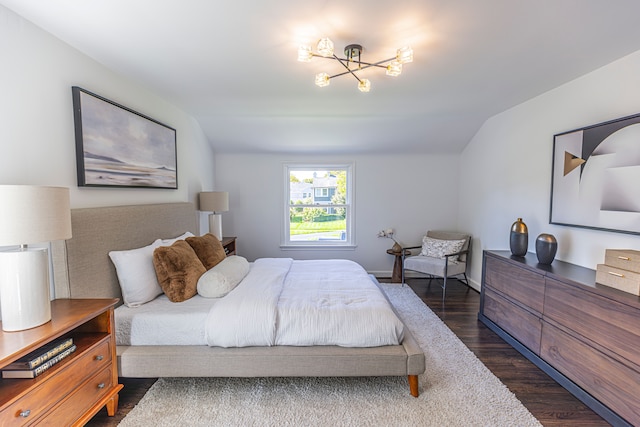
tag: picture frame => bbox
[550,112,640,235]
[72,86,177,189]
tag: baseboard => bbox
[368,270,392,278]
[369,270,482,293]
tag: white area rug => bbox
[118,284,541,426]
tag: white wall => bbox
[215,153,461,274]
[0,5,215,210]
[460,49,640,288]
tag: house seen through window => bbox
[284,164,354,247]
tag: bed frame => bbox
[51,203,425,396]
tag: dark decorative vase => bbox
[536,234,557,264]
[509,218,528,257]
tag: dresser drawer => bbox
[484,255,545,314]
[544,278,640,367]
[483,287,542,354]
[35,366,113,426]
[1,338,111,426]
[541,322,640,425]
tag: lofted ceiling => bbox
[3,0,640,155]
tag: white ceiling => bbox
[4,0,640,155]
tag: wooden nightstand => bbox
[221,236,237,256]
[0,299,123,425]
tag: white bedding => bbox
[206,258,404,348]
[116,258,404,348]
[115,294,217,345]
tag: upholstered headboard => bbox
[52,203,198,301]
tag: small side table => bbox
[387,248,410,283]
[221,236,237,256]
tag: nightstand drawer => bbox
[36,366,113,426]
[1,338,111,425]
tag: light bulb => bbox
[396,46,413,64]
[317,38,334,57]
[297,46,312,62]
[386,61,402,76]
[358,79,371,92]
[315,73,330,87]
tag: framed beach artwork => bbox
[550,112,640,235]
[72,86,177,189]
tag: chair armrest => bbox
[401,246,421,261]
[444,249,469,259]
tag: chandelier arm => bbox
[332,54,362,83]
[350,57,397,68]
[328,60,393,79]
[328,70,358,79]
[311,55,396,68]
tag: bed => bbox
[51,202,425,397]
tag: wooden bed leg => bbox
[408,375,419,397]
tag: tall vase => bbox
[536,234,557,264]
[510,218,528,257]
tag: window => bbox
[314,188,329,198]
[283,163,355,248]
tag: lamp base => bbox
[208,213,223,241]
[0,248,51,331]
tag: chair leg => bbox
[442,275,447,302]
[460,273,470,287]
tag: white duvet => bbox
[205,258,404,348]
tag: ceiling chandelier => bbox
[297,37,413,92]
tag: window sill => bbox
[280,244,357,251]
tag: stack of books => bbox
[2,337,76,379]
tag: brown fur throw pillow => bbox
[153,240,206,302]
[185,233,227,270]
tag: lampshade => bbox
[0,185,72,245]
[396,46,414,64]
[358,79,371,93]
[386,61,403,77]
[316,37,334,57]
[315,73,330,87]
[0,185,72,331]
[199,191,229,213]
[297,45,313,62]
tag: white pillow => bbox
[160,231,194,245]
[420,237,466,262]
[197,255,250,298]
[109,239,164,307]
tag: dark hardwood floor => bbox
[87,278,610,426]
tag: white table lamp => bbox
[199,191,229,240]
[0,186,72,331]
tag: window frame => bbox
[282,163,356,250]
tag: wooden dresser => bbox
[0,299,122,426]
[479,250,640,427]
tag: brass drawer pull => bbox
[608,271,624,277]
[19,409,31,418]
[97,382,105,389]
[95,355,104,361]
[617,256,631,260]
